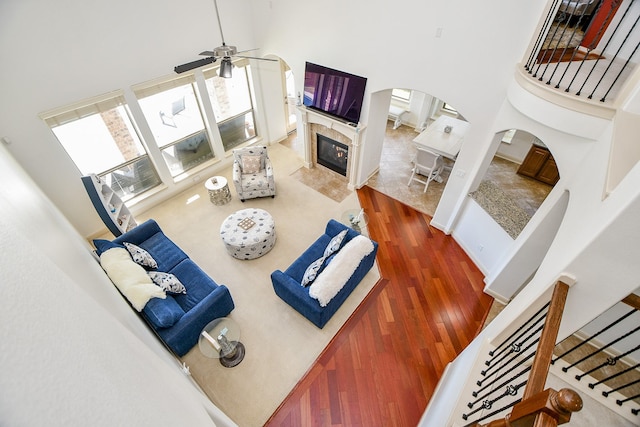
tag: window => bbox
[442,102,458,114]
[392,88,411,102]
[41,92,161,201]
[204,61,257,151]
[135,75,214,177]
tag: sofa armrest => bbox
[265,157,274,177]
[113,219,162,246]
[271,270,323,321]
[232,161,242,186]
[156,284,235,357]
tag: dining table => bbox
[412,115,470,160]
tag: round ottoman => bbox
[220,208,276,260]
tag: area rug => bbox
[130,143,380,426]
[469,180,531,239]
[289,165,352,203]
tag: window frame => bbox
[203,59,259,152]
[40,91,163,201]
[133,74,216,177]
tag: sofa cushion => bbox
[137,233,189,272]
[169,259,217,312]
[148,271,187,294]
[143,296,185,329]
[99,247,166,311]
[123,242,158,269]
[309,235,375,307]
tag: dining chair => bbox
[407,148,444,193]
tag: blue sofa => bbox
[271,219,378,328]
[94,219,235,356]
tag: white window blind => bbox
[40,91,127,128]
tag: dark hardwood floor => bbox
[265,186,494,427]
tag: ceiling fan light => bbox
[219,58,233,78]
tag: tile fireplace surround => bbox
[298,106,366,190]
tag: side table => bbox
[198,317,245,367]
[205,176,231,205]
[341,208,369,234]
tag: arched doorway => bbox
[366,88,466,217]
[471,129,557,239]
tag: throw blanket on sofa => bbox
[100,247,166,311]
[309,235,375,307]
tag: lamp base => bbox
[220,341,245,368]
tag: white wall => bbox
[0,144,236,426]
[0,0,266,238]
[495,129,538,163]
[452,200,513,278]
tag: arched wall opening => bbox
[471,128,558,240]
[365,87,468,217]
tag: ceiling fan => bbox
[174,0,277,77]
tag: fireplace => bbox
[300,106,366,191]
[317,133,349,176]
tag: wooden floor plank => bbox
[265,186,493,426]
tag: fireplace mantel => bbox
[298,106,367,191]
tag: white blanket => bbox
[309,235,374,307]
[100,247,166,311]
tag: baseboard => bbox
[483,286,511,305]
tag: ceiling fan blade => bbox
[233,55,278,62]
[174,56,217,74]
[236,48,260,54]
[199,51,217,57]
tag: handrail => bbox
[471,281,583,427]
[524,281,570,398]
[622,293,640,310]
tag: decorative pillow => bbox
[241,155,262,174]
[323,229,348,258]
[123,242,158,269]
[93,239,123,256]
[99,247,166,311]
[301,230,349,287]
[143,297,185,329]
[301,256,326,287]
[148,271,187,294]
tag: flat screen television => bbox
[303,62,367,124]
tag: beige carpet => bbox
[129,143,380,426]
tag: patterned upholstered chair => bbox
[232,146,276,202]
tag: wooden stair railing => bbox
[472,281,583,427]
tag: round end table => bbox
[341,208,369,234]
[205,176,231,205]
[198,317,245,368]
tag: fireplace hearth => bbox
[317,134,349,176]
